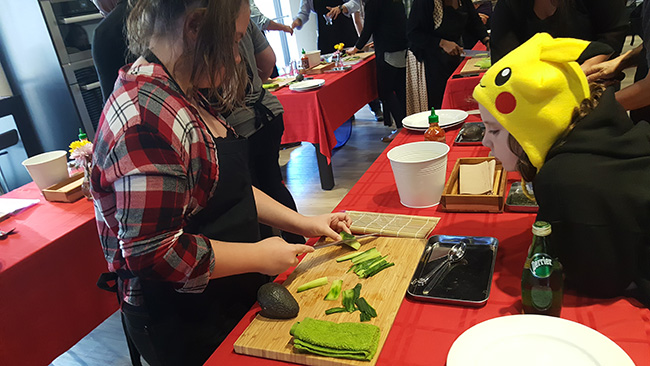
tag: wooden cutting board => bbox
[460,56,490,76]
[234,237,426,365]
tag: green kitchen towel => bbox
[289,317,380,361]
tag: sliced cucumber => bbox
[296,277,328,293]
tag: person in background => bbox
[407,0,489,109]
[490,0,628,69]
[584,0,650,124]
[250,0,293,35]
[91,0,135,102]
[349,0,407,142]
[474,33,650,306]
[91,0,351,364]
[221,19,306,244]
[291,0,360,54]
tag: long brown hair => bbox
[508,82,606,182]
[126,0,247,112]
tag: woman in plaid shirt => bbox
[91,0,351,364]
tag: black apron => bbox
[314,0,358,53]
[98,52,269,366]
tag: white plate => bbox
[289,79,325,92]
[402,109,468,130]
[403,125,428,132]
[447,315,634,366]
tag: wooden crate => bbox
[440,157,507,213]
[42,171,85,203]
[300,62,335,74]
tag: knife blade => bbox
[313,233,377,250]
[462,49,490,58]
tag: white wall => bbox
[0,62,12,97]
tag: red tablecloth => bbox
[441,43,487,111]
[0,184,117,366]
[206,120,650,365]
[273,56,378,163]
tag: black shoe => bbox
[381,129,400,143]
[374,111,384,122]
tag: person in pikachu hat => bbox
[474,33,650,305]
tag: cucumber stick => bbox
[296,277,328,293]
[340,232,361,250]
[324,279,343,300]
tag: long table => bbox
[206,116,650,365]
[0,184,117,366]
[273,56,378,190]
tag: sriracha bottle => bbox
[424,108,446,143]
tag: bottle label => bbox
[529,253,553,278]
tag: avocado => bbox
[257,282,300,319]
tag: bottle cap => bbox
[78,128,87,141]
[428,108,439,125]
[532,221,551,236]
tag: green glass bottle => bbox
[521,221,563,316]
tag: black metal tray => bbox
[454,122,485,145]
[407,235,498,307]
[505,181,538,213]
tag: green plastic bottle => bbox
[78,128,88,142]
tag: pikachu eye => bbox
[495,67,511,86]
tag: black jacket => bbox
[407,0,488,62]
[491,0,628,63]
[92,0,134,102]
[534,88,650,304]
[355,0,407,54]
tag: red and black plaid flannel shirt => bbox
[91,62,222,306]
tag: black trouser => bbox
[422,50,462,109]
[376,52,406,128]
[247,114,305,244]
[121,274,266,366]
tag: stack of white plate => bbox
[289,79,326,92]
[402,109,469,132]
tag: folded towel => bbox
[290,317,380,361]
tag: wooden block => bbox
[42,172,85,203]
[234,237,426,365]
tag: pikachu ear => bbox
[539,37,590,64]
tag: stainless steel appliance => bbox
[0,0,103,155]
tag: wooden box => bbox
[440,157,507,213]
[300,62,335,74]
[42,171,85,203]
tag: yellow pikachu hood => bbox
[473,33,591,170]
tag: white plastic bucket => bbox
[21,150,69,190]
[387,141,450,208]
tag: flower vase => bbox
[81,164,92,200]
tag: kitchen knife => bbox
[462,49,490,58]
[313,233,377,250]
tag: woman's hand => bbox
[347,47,360,55]
[584,57,624,83]
[291,18,302,29]
[326,5,343,20]
[300,212,352,241]
[440,39,463,56]
[256,237,314,275]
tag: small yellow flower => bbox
[69,139,91,154]
[334,43,345,51]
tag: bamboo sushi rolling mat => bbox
[346,211,440,239]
